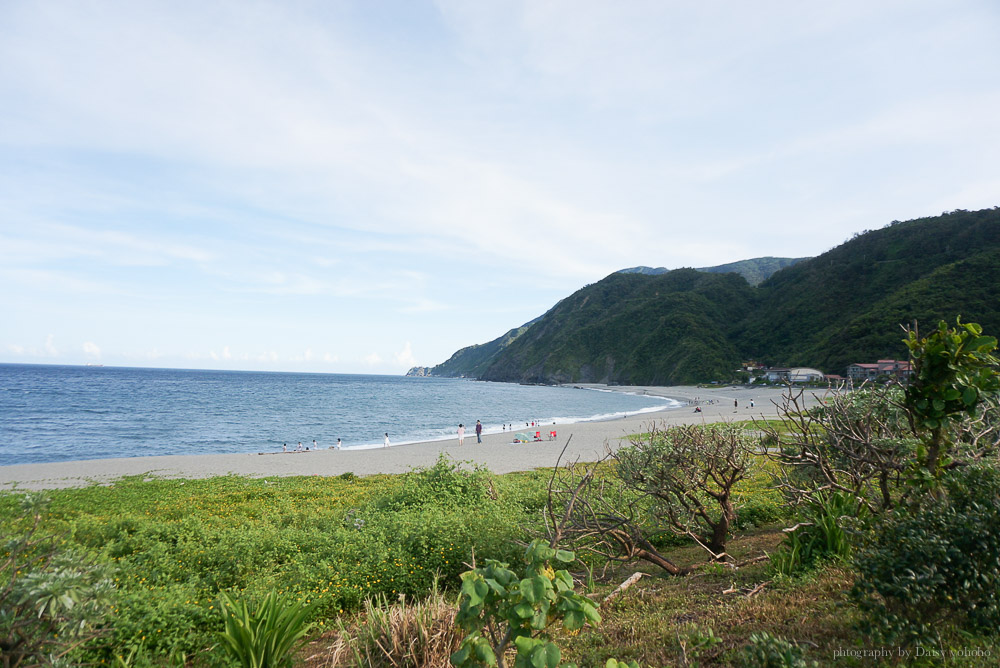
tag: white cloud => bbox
[7,344,25,355]
[1,1,998,374]
[44,334,58,357]
[395,342,417,367]
[82,341,101,358]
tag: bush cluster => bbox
[851,465,1000,644]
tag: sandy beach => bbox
[0,384,826,491]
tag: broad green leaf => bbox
[530,641,560,668]
[963,387,978,406]
[475,639,498,666]
[514,635,540,654]
[451,642,471,666]
[484,578,507,595]
[553,570,574,591]
[555,549,575,562]
[520,576,550,603]
[563,609,585,630]
[513,602,534,619]
[531,601,551,629]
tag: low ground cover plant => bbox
[0,458,550,664]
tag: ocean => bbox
[0,364,675,466]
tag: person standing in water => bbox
[383,433,390,448]
[458,424,465,446]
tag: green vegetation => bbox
[431,324,535,378]
[451,541,600,668]
[433,207,1000,384]
[481,269,752,384]
[217,590,317,668]
[2,321,999,666]
[0,458,551,665]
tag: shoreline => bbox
[0,384,825,491]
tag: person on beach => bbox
[475,420,482,443]
[297,441,304,451]
[283,443,287,452]
[458,423,465,446]
[733,399,738,413]
[750,399,755,408]
[384,433,390,448]
[313,439,319,450]
[336,438,342,449]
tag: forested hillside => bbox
[480,270,753,384]
[741,207,1000,372]
[433,207,1000,384]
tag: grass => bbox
[3,457,998,666]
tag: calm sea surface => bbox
[0,364,674,466]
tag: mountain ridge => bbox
[416,207,1000,383]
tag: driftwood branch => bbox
[601,572,645,607]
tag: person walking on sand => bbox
[458,423,465,446]
[383,433,390,448]
[313,439,319,450]
[283,443,287,452]
[475,420,482,443]
[336,438,342,449]
[733,399,738,413]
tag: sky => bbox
[2,1,999,374]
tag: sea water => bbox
[0,364,675,466]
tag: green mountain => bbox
[741,207,1000,373]
[432,207,1000,384]
[429,324,534,378]
[480,269,753,384]
[620,256,808,286]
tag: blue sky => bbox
[2,1,999,374]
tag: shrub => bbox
[381,454,492,511]
[737,631,817,667]
[0,494,116,667]
[451,540,601,668]
[217,589,317,668]
[851,465,1000,644]
[324,580,459,668]
[769,491,861,576]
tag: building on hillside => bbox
[846,359,913,382]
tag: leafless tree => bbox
[543,443,691,576]
[758,384,1000,514]
[613,422,757,560]
[543,422,759,576]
